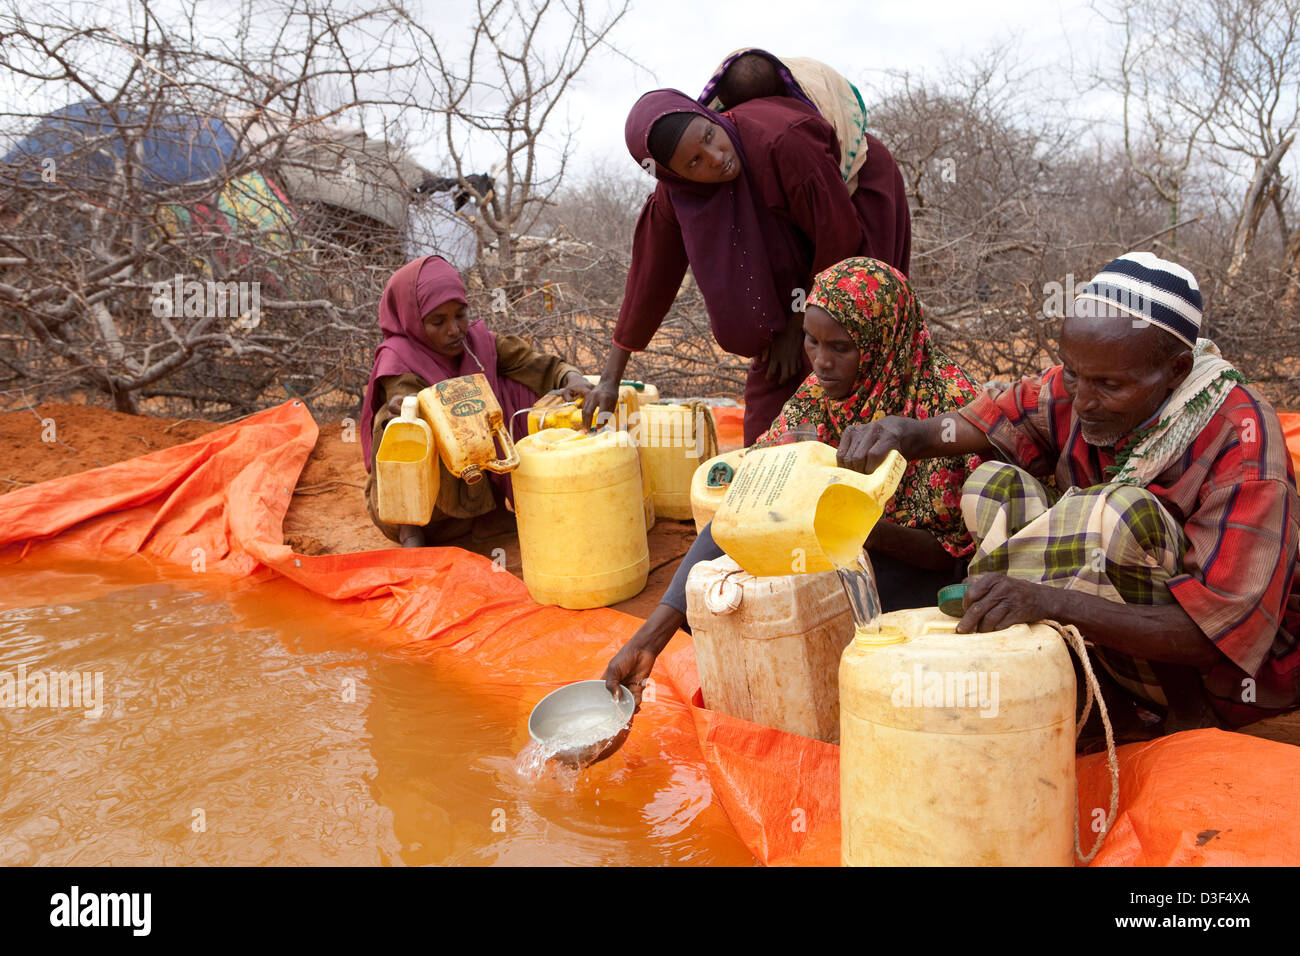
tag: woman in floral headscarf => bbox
[602,257,984,706]
[751,257,981,562]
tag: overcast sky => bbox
[408,0,1105,177]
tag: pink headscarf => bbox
[360,256,518,469]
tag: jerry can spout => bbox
[836,449,907,504]
[812,450,908,568]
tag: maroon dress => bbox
[616,95,911,445]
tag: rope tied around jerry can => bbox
[1046,620,1119,864]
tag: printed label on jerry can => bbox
[720,446,799,516]
[450,398,488,417]
[434,377,483,407]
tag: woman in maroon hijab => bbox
[586,64,910,446]
[360,255,592,546]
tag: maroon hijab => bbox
[360,256,501,468]
[625,89,791,356]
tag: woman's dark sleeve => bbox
[776,117,867,275]
[612,188,690,352]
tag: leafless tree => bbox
[1086,0,1300,401]
[0,0,631,417]
[406,0,630,291]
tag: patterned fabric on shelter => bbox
[153,171,305,293]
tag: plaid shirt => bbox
[958,367,1300,723]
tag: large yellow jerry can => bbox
[711,441,907,576]
[374,395,440,526]
[840,607,1076,866]
[685,555,852,742]
[512,428,649,609]
[690,449,746,533]
[636,403,717,521]
[417,374,519,485]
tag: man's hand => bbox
[838,412,993,473]
[560,371,593,404]
[762,319,806,383]
[959,571,1221,668]
[837,418,917,473]
[957,573,1061,633]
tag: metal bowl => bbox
[528,680,636,768]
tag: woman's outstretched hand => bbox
[602,638,659,711]
[580,377,620,430]
[601,604,686,710]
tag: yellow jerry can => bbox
[840,607,1076,866]
[374,395,439,526]
[417,374,519,485]
[711,441,907,576]
[689,449,746,533]
[512,428,649,609]
[635,403,717,521]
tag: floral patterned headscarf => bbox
[753,257,982,557]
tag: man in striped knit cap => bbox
[840,252,1300,736]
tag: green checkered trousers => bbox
[959,462,1188,707]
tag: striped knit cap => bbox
[1071,252,1202,347]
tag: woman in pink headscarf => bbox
[361,256,592,546]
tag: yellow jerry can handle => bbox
[540,401,581,430]
[484,416,520,474]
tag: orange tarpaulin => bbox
[1,399,1298,866]
[712,405,745,450]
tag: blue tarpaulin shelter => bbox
[3,101,238,190]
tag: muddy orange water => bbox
[0,558,755,866]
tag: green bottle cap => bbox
[705,461,735,488]
[937,583,968,618]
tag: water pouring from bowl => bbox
[527,680,636,769]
